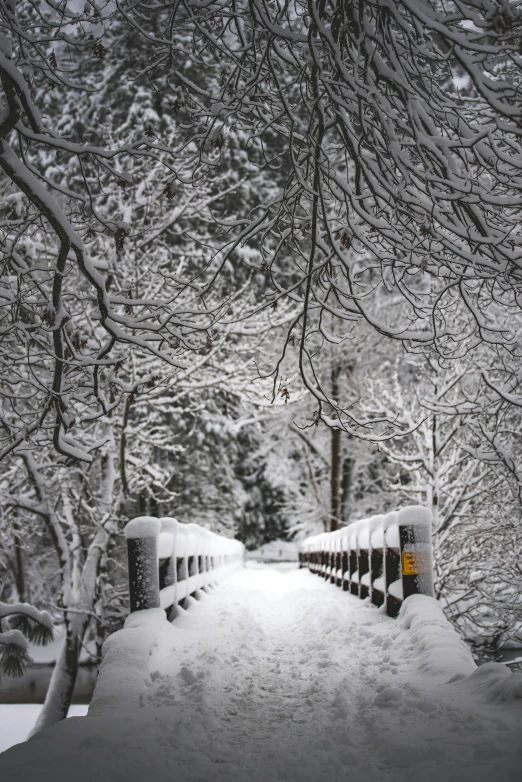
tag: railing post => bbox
[342,544,349,591]
[159,518,177,618]
[125,517,161,613]
[381,512,399,617]
[398,506,434,601]
[349,532,358,596]
[369,517,384,607]
[358,534,370,599]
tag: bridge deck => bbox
[1,565,521,782]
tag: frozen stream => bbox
[1,564,521,782]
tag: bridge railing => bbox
[300,506,434,617]
[125,517,245,618]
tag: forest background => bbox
[1,0,522,731]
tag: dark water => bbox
[0,664,97,704]
[472,647,522,671]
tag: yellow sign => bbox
[402,552,429,576]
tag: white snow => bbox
[124,516,162,539]
[0,603,54,655]
[397,505,432,528]
[0,566,521,782]
[158,531,175,558]
[0,629,27,651]
[385,524,400,549]
[373,575,386,592]
[371,527,384,548]
[360,572,371,587]
[0,603,53,628]
[0,705,88,754]
[247,540,299,562]
[388,579,404,601]
[358,527,370,548]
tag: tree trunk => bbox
[330,427,341,532]
[330,362,342,531]
[431,415,440,532]
[29,627,83,735]
[13,532,26,602]
[340,456,355,523]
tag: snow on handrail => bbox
[124,516,245,617]
[299,506,434,617]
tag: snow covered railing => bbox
[300,506,434,617]
[125,517,245,618]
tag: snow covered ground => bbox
[246,540,299,562]
[0,565,521,782]
[0,705,88,754]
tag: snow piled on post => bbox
[124,517,161,540]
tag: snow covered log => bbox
[301,506,434,617]
[124,517,245,618]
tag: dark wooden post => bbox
[369,521,385,608]
[370,545,384,607]
[349,536,358,596]
[159,518,178,618]
[159,555,173,591]
[383,513,401,617]
[398,509,434,601]
[384,545,401,618]
[358,541,370,599]
[384,507,434,616]
[125,517,161,613]
[342,546,349,591]
[325,548,330,580]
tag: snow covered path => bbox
[1,565,521,782]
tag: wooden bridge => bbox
[0,507,521,782]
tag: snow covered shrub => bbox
[0,601,53,678]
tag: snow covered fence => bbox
[125,517,245,618]
[300,506,434,617]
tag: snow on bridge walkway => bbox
[1,564,522,782]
